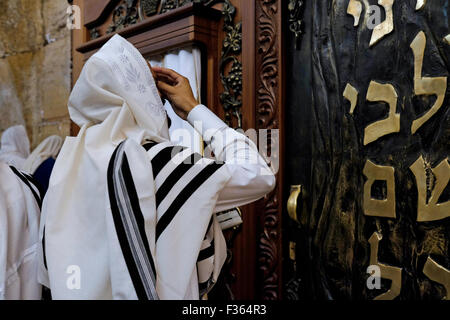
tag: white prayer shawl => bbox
[38,34,230,300]
[0,125,30,170]
[23,135,63,174]
[0,162,42,300]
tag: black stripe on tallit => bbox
[155,162,224,241]
[150,146,185,178]
[107,143,157,300]
[120,153,158,278]
[107,145,144,298]
[23,171,45,201]
[197,240,215,262]
[143,142,158,151]
[42,226,48,270]
[155,152,203,208]
[10,166,47,270]
[9,166,42,209]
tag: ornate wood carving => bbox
[218,0,242,127]
[255,0,283,300]
[160,0,189,13]
[90,28,100,40]
[106,0,139,34]
[140,0,161,17]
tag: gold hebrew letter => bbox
[343,83,359,114]
[370,0,394,47]
[410,31,448,134]
[363,160,396,218]
[444,35,450,45]
[364,81,400,145]
[415,0,426,10]
[347,0,363,27]
[423,256,450,300]
[368,232,402,300]
[410,156,450,222]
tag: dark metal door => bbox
[284,0,449,300]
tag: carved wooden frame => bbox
[254,0,284,300]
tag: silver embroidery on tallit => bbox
[101,38,166,118]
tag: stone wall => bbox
[0,0,71,148]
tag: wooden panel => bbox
[80,16,218,59]
[84,0,118,28]
[254,0,284,300]
[229,0,257,300]
[77,3,221,54]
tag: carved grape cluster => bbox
[226,61,242,96]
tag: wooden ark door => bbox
[284,0,449,300]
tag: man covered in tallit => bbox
[0,162,42,300]
[0,125,30,171]
[38,34,275,300]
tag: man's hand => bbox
[152,66,198,120]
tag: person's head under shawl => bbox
[0,125,30,170]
